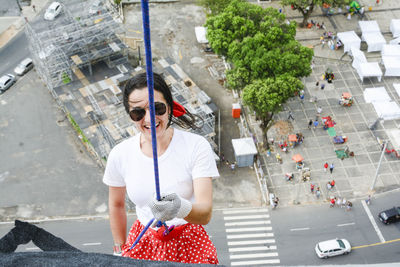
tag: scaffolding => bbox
[25,0,127,91]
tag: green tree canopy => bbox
[197,0,233,17]
[281,0,350,27]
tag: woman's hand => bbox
[149,193,192,225]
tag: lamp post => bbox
[370,141,387,190]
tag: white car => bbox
[315,238,351,259]
[0,74,16,93]
[44,2,62,21]
[14,58,34,76]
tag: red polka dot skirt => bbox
[122,220,219,264]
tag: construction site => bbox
[24,0,218,164]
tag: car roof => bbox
[21,58,33,65]
[382,207,400,216]
[318,239,341,251]
[0,75,12,83]
[49,2,61,9]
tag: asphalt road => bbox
[0,31,29,77]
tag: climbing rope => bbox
[129,0,163,251]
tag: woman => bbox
[103,72,219,264]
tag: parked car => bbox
[14,58,34,76]
[89,0,104,15]
[0,74,16,93]
[378,207,400,224]
[315,238,351,259]
[44,2,62,21]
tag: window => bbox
[337,239,345,248]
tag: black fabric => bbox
[0,220,223,266]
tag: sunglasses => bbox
[129,102,167,121]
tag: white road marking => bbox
[228,239,275,246]
[290,227,310,231]
[362,200,385,243]
[26,247,40,251]
[226,226,272,232]
[82,242,102,246]
[230,252,279,259]
[223,209,268,214]
[227,233,274,239]
[225,220,271,226]
[224,215,270,220]
[337,222,355,227]
[231,259,280,265]
[229,246,277,252]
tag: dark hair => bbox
[123,72,202,130]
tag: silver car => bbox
[0,74,16,93]
[14,58,34,76]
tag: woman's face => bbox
[128,88,170,140]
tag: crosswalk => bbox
[223,208,280,266]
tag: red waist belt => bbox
[149,224,188,242]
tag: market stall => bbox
[382,56,400,76]
[390,19,400,38]
[351,46,367,69]
[355,62,382,82]
[359,20,381,35]
[362,32,386,52]
[337,31,361,53]
[363,87,391,103]
[381,44,400,60]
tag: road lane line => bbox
[228,239,275,246]
[223,209,268,214]
[225,220,271,226]
[224,215,269,220]
[337,222,355,227]
[352,238,400,249]
[231,259,280,265]
[290,227,310,231]
[229,246,277,252]
[226,226,272,232]
[230,252,279,259]
[82,242,102,246]
[361,200,385,243]
[227,233,274,239]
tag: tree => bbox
[281,0,350,28]
[197,0,233,17]
[242,75,303,146]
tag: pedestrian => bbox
[336,197,342,207]
[288,111,295,120]
[230,162,236,171]
[326,181,332,190]
[310,183,315,193]
[341,198,347,208]
[276,153,282,164]
[299,93,305,103]
[313,119,319,129]
[330,197,336,208]
[330,179,335,188]
[266,149,271,157]
[273,197,279,209]
[324,162,328,172]
[103,72,219,263]
[315,81,319,89]
[366,195,371,205]
[317,106,322,115]
[346,201,352,211]
[321,83,325,90]
[308,119,313,129]
[329,163,334,174]
[316,187,321,198]
[32,5,36,12]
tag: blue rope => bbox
[128,0,162,251]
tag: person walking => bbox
[317,106,322,115]
[308,119,313,129]
[288,111,295,120]
[276,153,282,164]
[324,162,328,172]
[341,197,347,208]
[336,197,342,208]
[330,197,336,208]
[273,197,279,209]
[330,179,335,188]
[346,201,352,211]
[326,181,332,190]
[313,119,319,129]
[321,83,325,90]
[366,195,371,205]
[316,187,321,199]
[329,163,334,174]
[310,183,315,194]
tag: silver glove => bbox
[149,193,192,224]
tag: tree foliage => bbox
[281,0,350,27]
[197,0,233,17]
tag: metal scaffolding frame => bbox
[25,0,127,90]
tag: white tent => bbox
[351,46,367,69]
[337,31,361,53]
[356,62,382,82]
[394,83,400,97]
[390,19,400,38]
[381,44,400,59]
[194,26,208,44]
[382,56,400,76]
[359,20,381,35]
[362,32,386,52]
[363,87,391,103]
[389,37,400,45]
[372,101,400,120]
[232,137,258,167]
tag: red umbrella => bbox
[292,154,304,162]
[288,134,298,142]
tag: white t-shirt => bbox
[103,128,219,226]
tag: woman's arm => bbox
[184,177,213,225]
[109,186,127,245]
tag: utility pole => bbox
[371,141,387,190]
